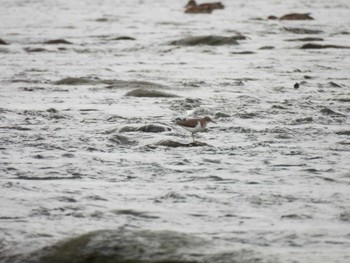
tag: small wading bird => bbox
[176,116,216,143]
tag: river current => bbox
[1,0,350,262]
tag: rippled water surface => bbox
[1,0,350,262]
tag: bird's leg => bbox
[192,133,195,143]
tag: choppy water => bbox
[1,0,350,262]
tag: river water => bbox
[1,0,350,262]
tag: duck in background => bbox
[184,0,225,14]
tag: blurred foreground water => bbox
[1,0,350,262]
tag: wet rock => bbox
[284,27,323,34]
[280,13,314,20]
[259,46,274,50]
[328,81,342,88]
[340,211,350,222]
[54,77,169,89]
[111,36,136,41]
[320,108,345,117]
[43,39,72,45]
[105,80,169,90]
[24,47,48,52]
[95,18,109,22]
[267,15,278,20]
[269,13,314,20]
[0,38,9,45]
[290,117,313,125]
[125,88,179,98]
[301,43,350,49]
[20,228,261,263]
[294,83,299,89]
[169,35,245,46]
[281,214,312,219]
[120,124,171,133]
[231,51,255,55]
[138,124,172,133]
[215,112,231,118]
[54,77,100,85]
[0,126,31,131]
[109,134,137,146]
[285,37,324,42]
[155,140,211,148]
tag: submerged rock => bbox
[155,140,211,148]
[284,27,323,34]
[268,13,314,20]
[43,39,72,44]
[54,77,169,89]
[23,229,205,263]
[125,88,179,98]
[301,43,350,49]
[54,77,98,85]
[285,37,324,42]
[120,124,172,133]
[320,108,346,117]
[16,228,260,263]
[108,134,137,146]
[280,13,314,20]
[105,80,169,90]
[0,38,9,45]
[111,36,136,41]
[24,47,48,52]
[169,35,246,46]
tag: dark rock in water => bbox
[280,13,314,20]
[284,27,323,34]
[285,37,324,42]
[231,51,255,55]
[138,124,172,133]
[20,228,257,263]
[155,140,211,148]
[301,43,350,49]
[43,39,72,45]
[267,15,278,20]
[339,211,350,222]
[125,88,179,98]
[304,75,313,79]
[109,134,137,146]
[0,38,9,45]
[215,112,231,118]
[290,117,313,125]
[54,77,169,89]
[328,81,342,88]
[294,83,300,89]
[111,36,136,41]
[320,108,345,117]
[120,124,171,133]
[259,46,274,50]
[24,47,48,52]
[336,130,350,135]
[54,77,97,85]
[105,80,169,90]
[169,35,246,46]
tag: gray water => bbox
[1,0,350,262]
